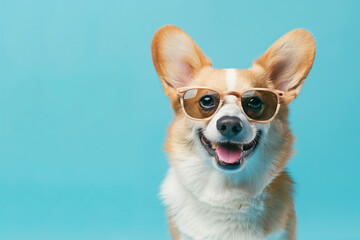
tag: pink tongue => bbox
[215,145,242,164]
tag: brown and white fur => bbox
[151,25,315,240]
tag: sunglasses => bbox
[177,87,286,123]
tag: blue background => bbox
[0,0,359,239]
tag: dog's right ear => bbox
[151,25,212,98]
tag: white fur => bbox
[162,168,265,240]
[225,68,251,91]
[160,118,281,239]
[225,69,237,91]
[161,166,282,240]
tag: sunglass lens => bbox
[241,90,278,121]
[183,89,220,119]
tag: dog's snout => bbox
[216,116,243,138]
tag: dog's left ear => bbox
[253,29,316,103]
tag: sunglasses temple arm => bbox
[280,92,296,104]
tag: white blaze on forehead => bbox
[225,69,237,91]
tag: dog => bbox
[151,25,315,240]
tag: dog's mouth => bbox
[199,131,262,171]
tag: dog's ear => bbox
[253,29,316,103]
[151,25,212,97]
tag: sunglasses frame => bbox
[177,86,286,123]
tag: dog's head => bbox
[152,25,315,195]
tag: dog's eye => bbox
[247,97,263,109]
[199,95,215,109]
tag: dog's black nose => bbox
[216,116,243,138]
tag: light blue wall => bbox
[0,0,359,239]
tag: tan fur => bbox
[151,25,212,97]
[152,25,315,240]
[169,215,181,240]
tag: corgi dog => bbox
[151,25,315,240]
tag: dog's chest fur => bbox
[161,168,286,240]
